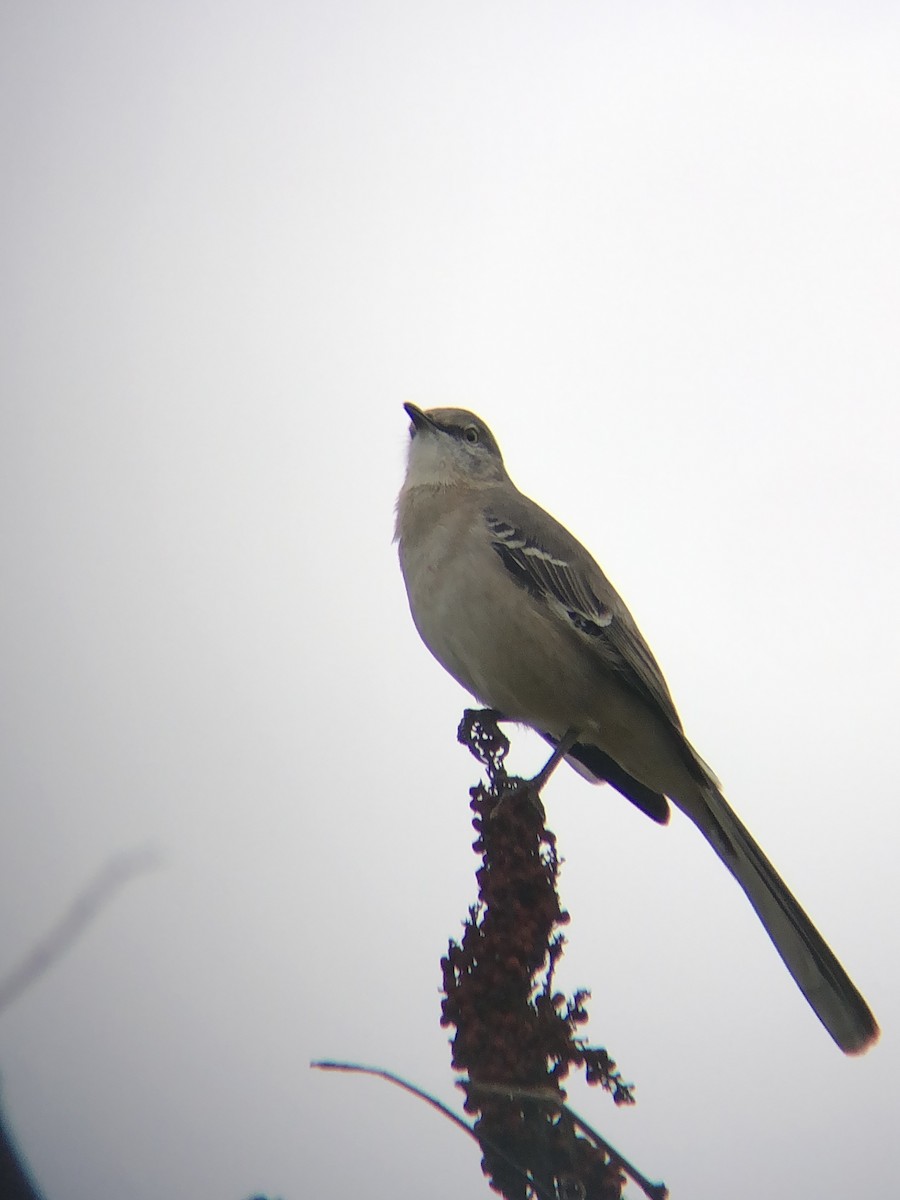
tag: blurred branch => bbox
[0,1085,45,1200]
[0,847,160,1200]
[0,847,160,1016]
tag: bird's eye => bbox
[464,426,479,444]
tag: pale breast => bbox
[397,483,608,728]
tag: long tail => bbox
[692,784,879,1054]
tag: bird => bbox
[394,402,879,1055]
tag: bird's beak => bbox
[403,402,438,433]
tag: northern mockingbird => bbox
[395,403,879,1055]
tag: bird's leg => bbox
[528,727,580,794]
[490,727,581,819]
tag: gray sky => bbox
[1,3,898,1198]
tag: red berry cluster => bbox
[442,710,632,1200]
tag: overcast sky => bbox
[1,4,899,1199]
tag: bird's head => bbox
[402,404,508,488]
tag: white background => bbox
[1,4,898,1198]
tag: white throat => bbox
[403,434,465,490]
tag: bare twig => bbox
[311,1060,557,1200]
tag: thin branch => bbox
[311,1060,557,1200]
[0,848,161,1015]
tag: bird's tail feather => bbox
[695,785,878,1055]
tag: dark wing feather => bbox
[485,512,614,637]
[485,499,685,733]
[541,733,671,824]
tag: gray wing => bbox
[484,511,614,636]
[484,499,684,733]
